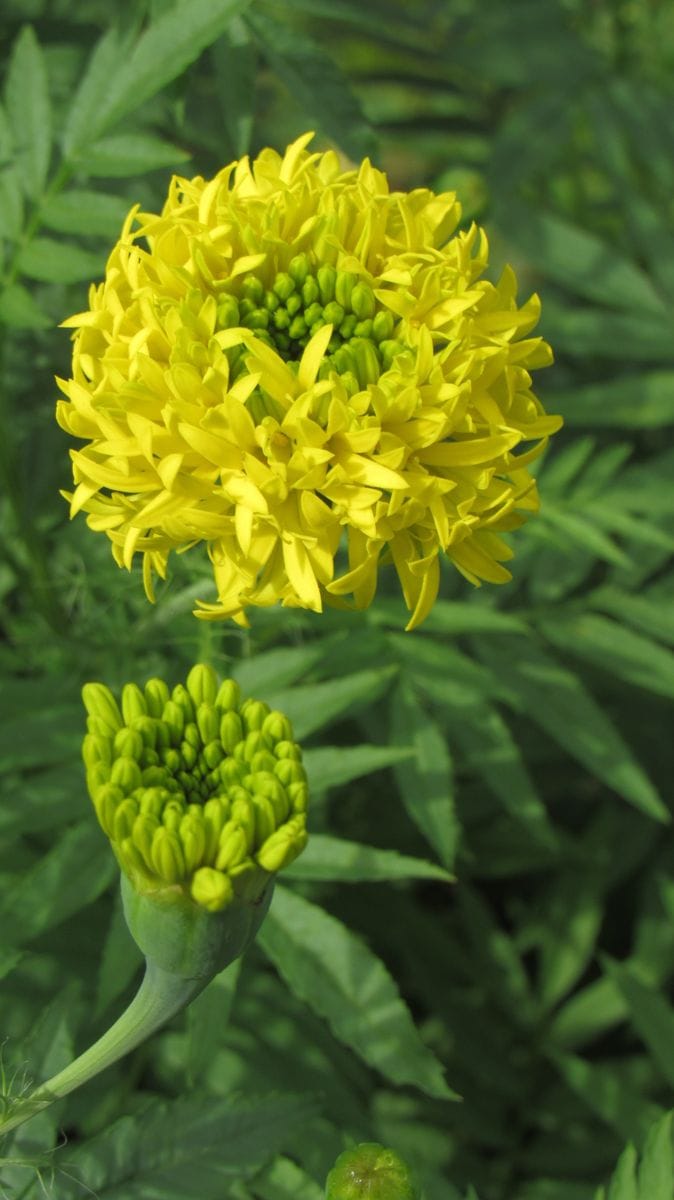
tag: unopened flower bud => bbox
[144,677,170,718]
[121,683,147,724]
[186,663,218,707]
[325,1144,419,1200]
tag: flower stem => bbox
[0,959,205,1139]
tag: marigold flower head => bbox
[57,133,561,629]
[82,663,308,915]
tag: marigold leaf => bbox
[259,885,458,1100]
[390,681,459,870]
[285,833,454,883]
[81,133,191,178]
[245,10,375,161]
[477,637,668,823]
[4,25,51,200]
[53,1092,316,1198]
[16,237,105,284]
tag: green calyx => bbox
[83,664,308,917]
[325,1144,419,1200]
[216,253,411,394]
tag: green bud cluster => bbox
[82,664,308,913]
[216,253,412,395]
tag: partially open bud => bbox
[325,1144,419,1200]
[83,662,308,976]
[0,664,309,1138]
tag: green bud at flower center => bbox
[216,253,411,395]
[325,1144,419,1200]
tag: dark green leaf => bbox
[211,17,256,157]
[285,833,454,883]
[16,237,104,283]
[603,958,674,1091]
[81,133,190,178]
[92,0,252,143]
[553,371,674,429]
[477,637,668,822]
[246,10,375,161]
[302,742,414,794]
[266,666,397,740]
[41,190,132,237]
[538,613,674,700]
[4,26,51,199]
[390,682,459,869]
[259,885,457,1100]
[55,1091,315,1198]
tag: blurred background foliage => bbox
[1,0,674,1197]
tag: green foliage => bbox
[1,1,674,1198]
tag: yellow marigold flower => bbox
[56,133,561,629]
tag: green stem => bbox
[0,960,205,1139]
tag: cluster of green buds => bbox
[84,664,307,917]
[325,1144,420,1199]
[216,253,412,394]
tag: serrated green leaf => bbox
[537,507,630,568]
[448,703,557,848]
[0,104,23,239]
[55,1091,316,1199]
[41,189,131,236]
[211,17,256,157]
[16,236,104,283]
[246,10,375,161]
[0,822,116,945]
[477,637,667,822]
[80,133,190,178]
[285,833,454,883]
[553,371,674,429]
[637,1112,674,1199]
[95,895,142,1018]
[266,666,396,740]
[537,871,603,1009]
[259,886,457,1100]
[606,1144,638,1200]
[250,1155,323,1200]
[603,958,674,1090]
[540,302,674,363]
[302,742,414,793]
[538,613,674,700]
[589,588,674,648]
[370,597,528,636]
[550,1052,663,1145]
[62,26,130,158]
[232,638,341,696]
[4,26,51,199]
[390,682,459,869]
[503,207,665,315]
[91,0,251,144]
[0,283,50,329]
[186,961,241,1087]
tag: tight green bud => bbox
[144,678,170,718]
[325,1144,419,1200]
[216,678,241,711]
[335,270,357,309]
[241,276,265,304]
[288,253,310,286]
[217,295,240,329]
[121,683,147,724]
[302,277,319,306]
[350,282,376,320]
[273,272,295,302]
[190,867,234,912]
[186,664,218,707]
[240,699,270,733]
[82,683,122,732]
[323,300,345,328]
[372,310,395,343]
[114,728,144,761]
[317,264,337,304]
